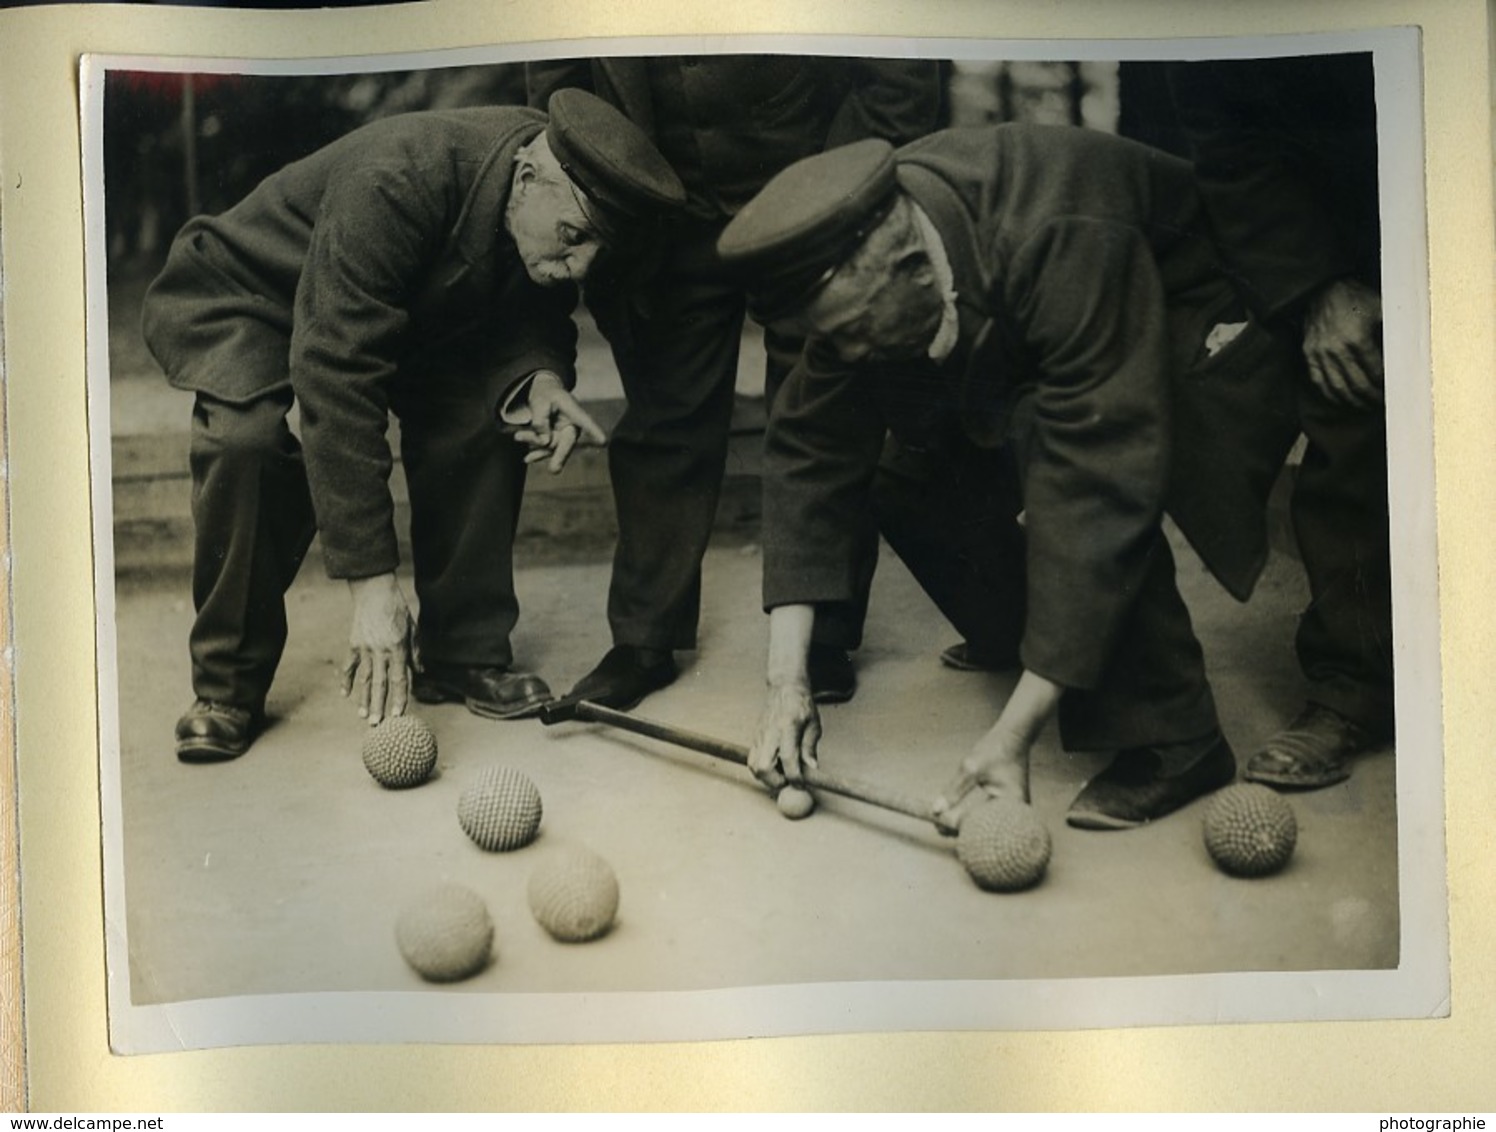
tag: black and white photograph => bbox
[83,30,1447,1053]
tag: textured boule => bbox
[775,785,816,820]
[956,798,1052,892]
[395,885,494,982]
[457,764,543,851]
[361,715,439,788]
[527,846,620,942]
[1203,783,1297,877]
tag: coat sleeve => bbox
[761,345,888,610]
[1008,217,1175,691]
[288,158,446,581]
[825,59,945,149]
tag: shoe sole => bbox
[1065,809,1144,831]
[811,687,856,705]
[939,647,1015,673]
[1242,765,1351,790]
[412,683,551,721]
[1066,746,1237,831]
[176,740,251,764]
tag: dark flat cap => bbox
[718,138,900,322]
[546,88,685,238]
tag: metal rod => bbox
[567,700,941,829]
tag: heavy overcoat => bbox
[141,107,579,581]
[763,124,1302,692]
[526,55,944,219]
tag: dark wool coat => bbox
[1167,53,1381,321]
[142,107,579,580]
[525,55,944,220]
[762,124,1302,692]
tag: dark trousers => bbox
[596,219,875,652]
[1292,383,1394,733]
[872,435,1219,753]
[187,382,527,708]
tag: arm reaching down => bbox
[749,604,820,791]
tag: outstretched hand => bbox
[513,371,608,473]
[1303,278,1384,409]
[749,681,821,792]
[931,669,1062,832]
[932,727,1033,833]
[341,572,415,726]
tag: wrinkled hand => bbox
[931,726,1033,833]
[341,573,414,725]
[1303,278,1384,409]
[513,371,608,473]
[749,681,821,791]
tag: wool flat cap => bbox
[546,88,685,238]
[718,138,900,322]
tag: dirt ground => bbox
[107,532,1399,1010]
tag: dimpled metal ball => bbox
[1203,783,1297,877]
[361,715,439,788]
[395,884,494,982]
[457,764,543,851]
[956,798,1052,892]
[527,845,620,943]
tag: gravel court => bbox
[111,535,1399,1008]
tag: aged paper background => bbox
[1,0,1493,1110]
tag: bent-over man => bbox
[143,90,684,762]
[719,128,1302,829]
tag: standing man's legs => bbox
[179,389,315,762]
[1246,384,1394,788]
[569,223,747,708]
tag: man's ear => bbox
[513,146,538,187]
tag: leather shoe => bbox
[1066,733,1237,830]
[568,645,677,711]
[1244,703,1381,790]
[412,662,552,720]
[175,699,264,764]
[807,644,856,704]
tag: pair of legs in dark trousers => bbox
[872,433,1220,759]
[187,379,528,710]
[1290,382,1394,736]
[596,217,873,654]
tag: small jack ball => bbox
[528,846,620,942]
[956,798,1052,892]
[361,714,439,789]
[776,785,816,820]
[395,884,494,982]
[458,765,543,851]
[1202,783,1297,877]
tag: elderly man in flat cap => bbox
[144,89,685,763]
[720,127,1303,830]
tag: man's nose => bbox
[564,243,600,282]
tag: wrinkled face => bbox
[793,230,945,365]
[505,141,603,285]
